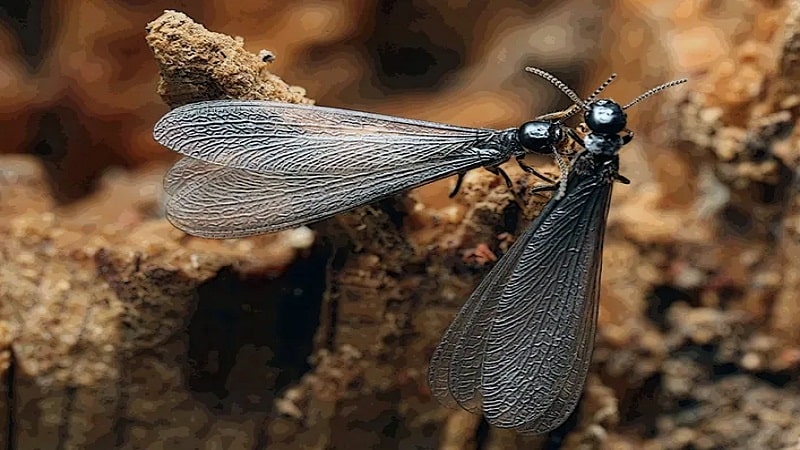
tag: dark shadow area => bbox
[617,373,663,438]
[0,0,50,69]
[753,368,796,388]
[186,242,330,412]
[542,402,580,450]
[366,1,464,91]
[645,285,697,330]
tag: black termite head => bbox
[524,66,688,155]
[581,99,628,156]
[584,99,626,135]
[517,120,565,154]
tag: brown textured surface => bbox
[146,11,312,107]
[1,2,800,449]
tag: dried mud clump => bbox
[147,10,312,107]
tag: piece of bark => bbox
[0,155,318,449]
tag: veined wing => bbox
[163,153,491,238]
[429,153,615,434]
[428,212,535,412]
[154,100,512,175]
[480,157,614,433]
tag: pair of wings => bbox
[154,99,614,434]
[153,100,515,238]
[428,153,615,434]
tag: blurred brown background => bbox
[2,1,800,449]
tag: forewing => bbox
[163,154,489,238]
[478,171,614,433]
[428,222,535,410]
[153,100,509,175]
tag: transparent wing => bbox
[154,100,511,174]
[428,224,530,410]
[155,100,516,237]
[481,164,613,433]
[163,153,488,238]
[429,153,614,434]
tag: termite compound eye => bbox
[584,99,627,135]
[518,120,562,154]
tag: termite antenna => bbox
[623,78,688,110]
[525,67,586,109]
[585,73,617,103]
[556,105,581,122]
[543,73,619,123]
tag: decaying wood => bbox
[3,4,800,449]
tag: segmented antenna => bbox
[623,78,688,110]
[529,71,619,123]
[560,73,617,122]
[525,67,586,108]
[585,73,617,103]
